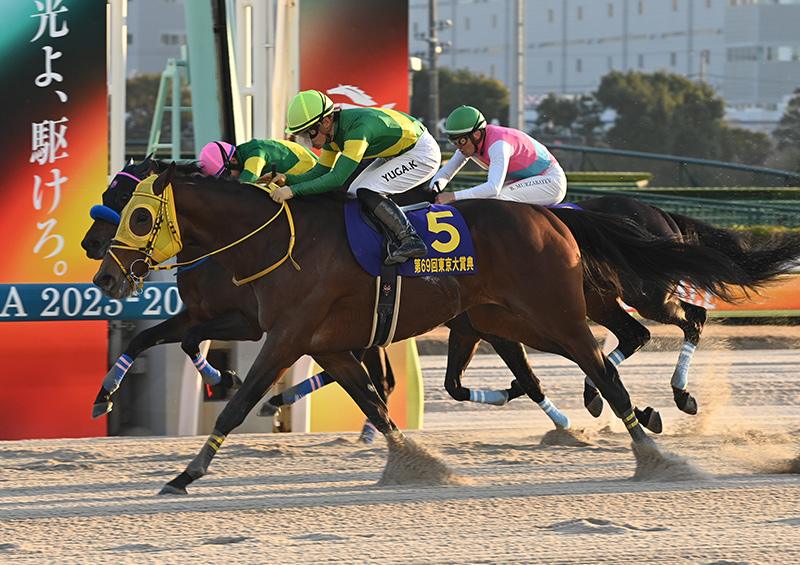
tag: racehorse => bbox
[568,196,800,417]
[82,158,573,433]
[286,187,800,423]
[92,164,755,494]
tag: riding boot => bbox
[357,188,427,265]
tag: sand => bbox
[1,344,800,564]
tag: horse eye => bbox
[129,207,153,237]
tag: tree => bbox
[532,93,603,144]
[594,70,728,160]
[773,88,800,150]
[125,73,193,155]
[410,67,509,130]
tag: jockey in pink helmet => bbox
[198,141,236,178]
[198,139,317,183]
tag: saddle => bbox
[344,200,477,347]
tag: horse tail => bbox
[669,212,800,286]
[547,207,755,303]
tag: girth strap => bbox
[367,262,402,348]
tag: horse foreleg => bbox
[358,347,395,444]
[256,346,389,422]
[482,334,570,429]
[180,310,260,389]
[92,313,192,419]
[160,346,296,495]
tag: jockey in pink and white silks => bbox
[430,105,567,207]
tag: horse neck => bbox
[171,180,285,274]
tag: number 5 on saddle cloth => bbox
[344,201,477,347]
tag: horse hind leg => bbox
[635,297,706,415]
[582,294,652,420]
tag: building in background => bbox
[125,1,800,133]
[125,0,187,77]
[409,0,800,133]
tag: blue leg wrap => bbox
[193,353,221,385]
[607,349,627,366]
[538,396,570,429]
[469,389,509,406]
[671,342,696,390]
[283,372,328,405]
[102,354,133,394]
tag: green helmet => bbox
[443,105,487,136]
[286,90,335,135]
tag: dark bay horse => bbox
[93,164,755,494]
[394,188,800,419]
[571,196,800,416]
[82,158,572,432]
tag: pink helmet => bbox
[198,141,236,177]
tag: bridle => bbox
[108,177,300,294]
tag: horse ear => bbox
[134,153,154,177]
[152,162,177,196]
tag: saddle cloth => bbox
[344,200,477,277]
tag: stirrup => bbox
[385,237,427,265]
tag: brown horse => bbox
[92,163,756,494]
[82,158,573,433]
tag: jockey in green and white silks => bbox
[284,105,440,198]
[431,105,567,206]
[198,139,317,182]
[270,89,441,265]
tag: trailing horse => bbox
[568,196,800,417]
[93,164,756,494]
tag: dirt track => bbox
[415,321,800,355]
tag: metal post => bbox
[509,0,525,129]
[429,0,439,138]
[108,0,127,177]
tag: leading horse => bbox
[93,164,754,494]
[82,158,573,432]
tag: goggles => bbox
[296,122,322,149]
[448,135,470,148]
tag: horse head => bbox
[81,154,156,259]
[81,155,202,260]
[93,162,183,299]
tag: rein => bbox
[109,181,300,293]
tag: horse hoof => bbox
[674,388,698,415]
[506,379,526,401]
[257,402,280,417]
[635,406,663,434]
[92,401,112,419]
[583,386,603,418]
[220,371,242,391]
[158,484,187,496]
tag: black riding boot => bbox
[357,188,427,265]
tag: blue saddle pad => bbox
[344,200,477,277]
[547,202,584,210]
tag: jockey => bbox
[267,89,441,265]
[430,105,567,207]
[198,138,317,183]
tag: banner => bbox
[299,0,409,113]
[0,0,109,439]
